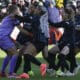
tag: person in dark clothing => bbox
[46,4,77,76]
[48,20,75,75]
[14,3,34,75]
[14,4,49,79]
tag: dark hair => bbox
[7,4,18,14]
[32,1,39,8]
[44,1,50,8]
[77,1,80,8]
[36,5,47,15]
[64,3,76,14]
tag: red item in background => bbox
[48,27,63,45]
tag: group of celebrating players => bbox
[0,0,80,79]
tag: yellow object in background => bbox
[56,0,64,8]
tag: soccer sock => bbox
[45,52,56,69]
[14,55,22,73]
[1,56,12,73]
[57,54,69,71]
[23,54,31,73]
[48,53,56,69]
[67,48,77,73]
[61,60,69,72]
[61,64,65,72]
[24,54,41,66]
[57,54,64,70]
[29,54,41,66]
[9,55,18,74]
[69,55,76,73]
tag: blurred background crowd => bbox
[0,0,79,21]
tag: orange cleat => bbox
[40,64,47,76]
[16,73,30,79]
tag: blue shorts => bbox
[0,36,15,50]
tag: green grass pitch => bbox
[0,48,80,80]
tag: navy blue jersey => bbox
[16,14,48,44]
[50,20,76,50]
[16,14,33,45]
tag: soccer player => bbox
[46,3,77,76]
[0,5,31,78]
[15,4,49,79]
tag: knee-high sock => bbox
[14,55,22,73]
[1,56,12,73]
[44,52,56,70]
[68,54,77,73]
[9,55,18,74]
[23,54,31,73]
[57,54,69,72]
[24,54,41,66]
[61,60,69,72]
[67,49,77,73]
[28,54,41,66]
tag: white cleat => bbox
[65,71,75,77]
[46,68,56,76]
